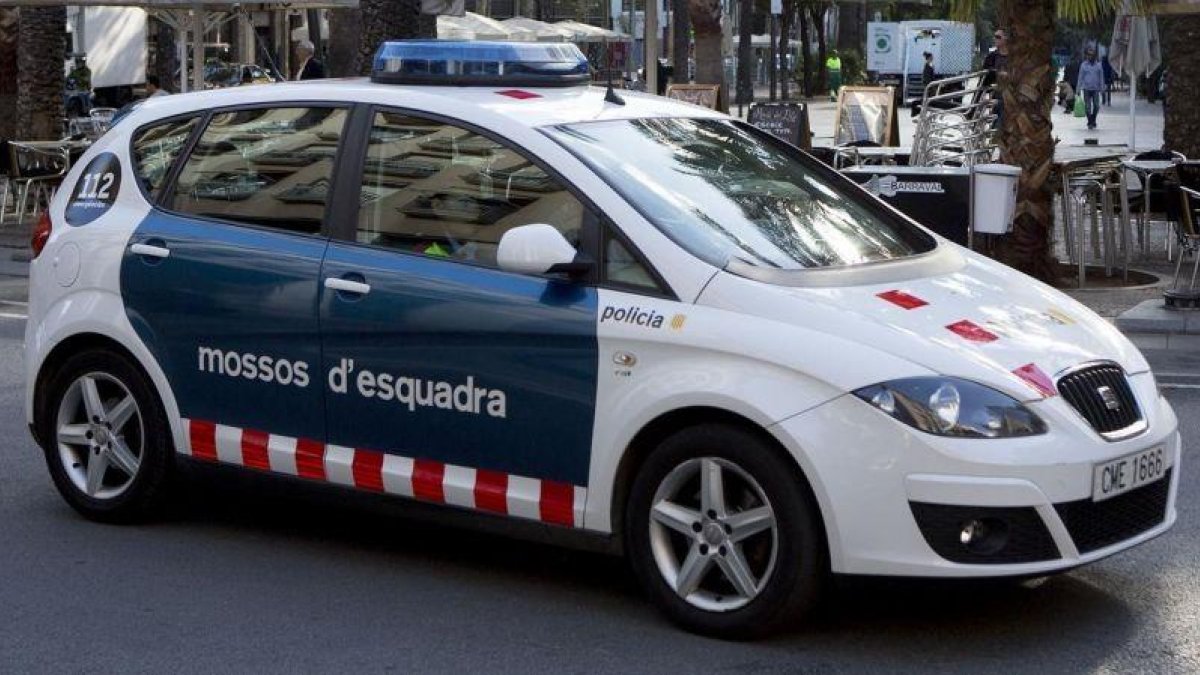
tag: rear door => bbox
[121,105,350,455]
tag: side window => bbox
[356,111,586,268]
[171,106,348,234]
[132,116,199,200]
[603,233,661,293]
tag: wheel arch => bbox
[33,332,163,448]
[608,406,829,556]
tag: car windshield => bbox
[546,118,936,271]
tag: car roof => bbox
[123,78,728,131]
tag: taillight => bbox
[31,211,51,259]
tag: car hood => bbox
[697,247,1149,401]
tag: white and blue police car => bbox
[25,41,1178,637]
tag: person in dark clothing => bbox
[982,29,1008,87]
[1101,55,1116,105]
[294,40,326,80]
[921,51,935,91]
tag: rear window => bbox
[170,106,349,235]
[131,115,200,200]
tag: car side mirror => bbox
[498,224,590,278]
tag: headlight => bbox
[854,377,1047,438]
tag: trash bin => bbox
[972,164,1022,234]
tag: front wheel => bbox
[39,349,173,523]
[626,424,826,639]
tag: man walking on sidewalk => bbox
[1077,48,1104,130]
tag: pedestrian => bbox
[145,75,168,98]
[826,50,842,102]
[294,40,326,81]
[921,51,935,92]
[982,29,1007,87]
[1076,47,1104,130]
[1101,54,1115,105]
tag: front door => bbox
[317,110,599,525]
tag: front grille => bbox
[1055,469,1172,554]
[909,503,1060,564]
[1057,363,1143,437]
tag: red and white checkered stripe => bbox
[180,418,586,528]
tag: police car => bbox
[26,41,1178,638]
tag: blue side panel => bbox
[321,244,598,487]
[120,210,328,441]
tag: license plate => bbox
[1092,446,1169,502]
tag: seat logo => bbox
[1097,385,1121,411]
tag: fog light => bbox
[959,517,1009,555]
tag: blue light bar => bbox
[371,40,591,87]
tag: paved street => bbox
[0,316,1195,673]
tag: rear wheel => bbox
[626,424,826,639]
[39,349,173,522]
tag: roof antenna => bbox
[603,42,625,105]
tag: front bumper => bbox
[773,372,1180,577]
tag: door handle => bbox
[130,243,170,259]
[324,277,371,296]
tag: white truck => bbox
[866,20,975,105]
[65,6,148,112]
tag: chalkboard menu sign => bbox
[746,103,811,150]
[665,84,721,111]
[833,86,898,146]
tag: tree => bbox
[779,0,794,98]
[0,8,16,141]
[354,1,436,76]
[736,0,755,106]
[812,3,827,95]
[950,0,1120,282]
[689,0,728,110]
[17,7,65,140]
[1161,14,1200,158]
[672,0,691,83]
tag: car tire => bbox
[625,424,826,639]
[39,349,173,523]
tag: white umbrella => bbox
[1109,0,1162,151]
[501,16,574,42]
[553,20,630,43]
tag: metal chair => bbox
[3,143,68,225]
[1168,162,1200,292]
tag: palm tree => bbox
[16,7,65,140]
[736,0,755,107]
[689,0,728,111]
[348,0,436,77]
[0,8,17,140]
[672,0,691,83]
[1161,15,1199,158]
[949,0,1120,282]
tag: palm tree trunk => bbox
[779,3,792,100]
[799,4,810,97]
[737,0,755,106]
[153,18,177,94]
[813,4,827,95]
[672,0,691,83]
[0,8,17,141]
[1161,15,1200,158]
[16,7,65,140]
[688,0,727,111]
[994,0,1057,282]
[327,8,362,77]
[356,0,436,77]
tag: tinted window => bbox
[171,106,348,234]
[132,116,199,199]
[356,111,586,268]
[548,118,936,271]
